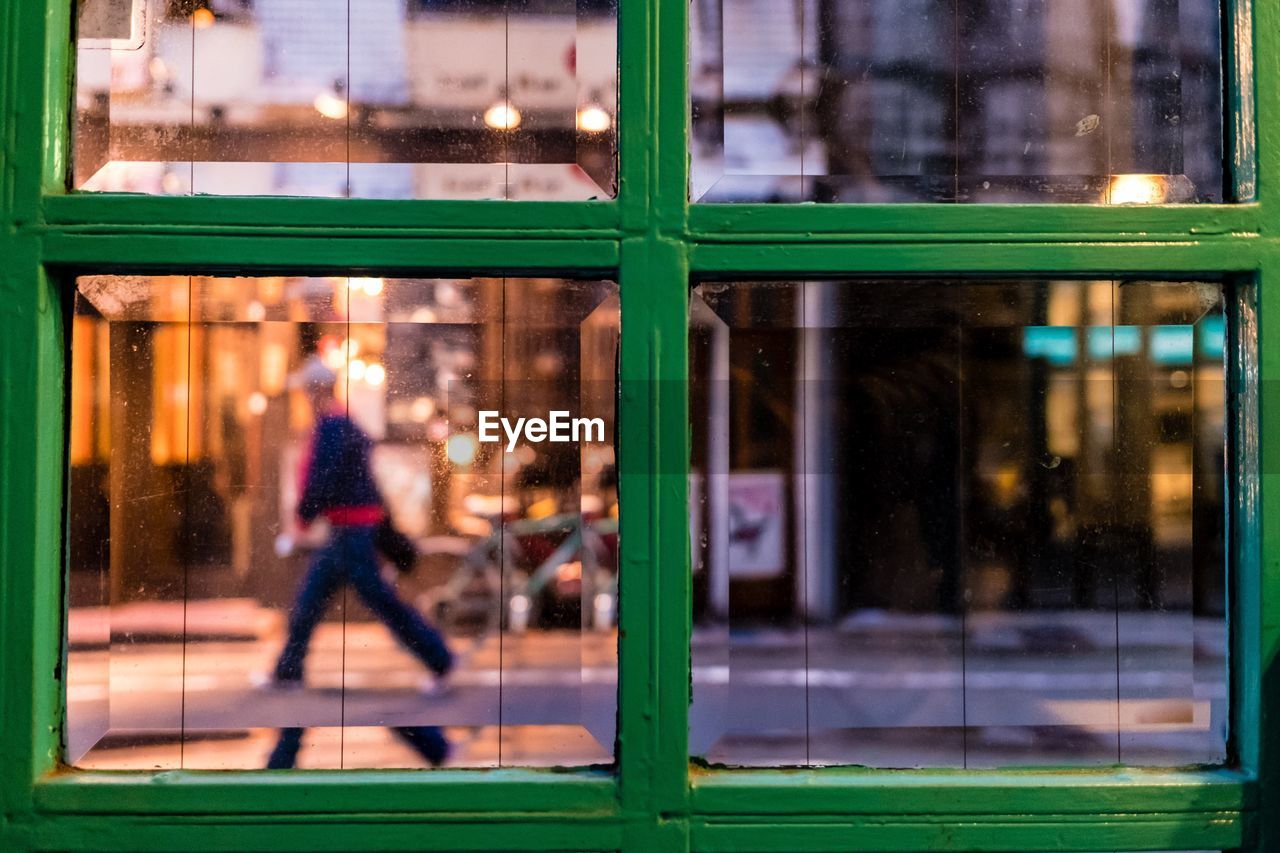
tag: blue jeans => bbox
[274,525,453,681]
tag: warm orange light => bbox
[1107,173,1167,205]
[349,277,384,296]
[322,345,346,371]
[483,102,521,130]
[192,7,215,28]
[410,396,435,422]
[576,106,612,133]
[313,91,348,121]
[556,561,583,583]
[526,496,557,520]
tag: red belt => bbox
[323,506,384,526]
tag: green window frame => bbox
[0,0,1274,850]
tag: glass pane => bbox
[67,274,619,770]
[690,0,1225,203]
[689,279,1231,767]
[73,0,617,199]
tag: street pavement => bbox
[66,602,1225,770]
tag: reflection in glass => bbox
[690,0,1224,203]
[690,279,1232,767]
[74,0,617,199]
[67,275,619,769]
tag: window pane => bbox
[690,0,1224,203]
[67,274,619,769]
[74,0,617,199]
[689,279,1231,767]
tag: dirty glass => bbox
[690,0,1224,203]
[689,279,1230,767]
[66,274,619,769]
[73,0,617,199]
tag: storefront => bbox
[0,0,1275,850]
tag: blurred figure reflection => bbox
[269,355,454,690]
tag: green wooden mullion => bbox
[1225,0,1258,201]
[690,768,1253,816]
[689,812,1248,853]
[613,0,673,837]
[18,813,626,853]
[644,0,695,815]
[651,0,690,237]
[615,0,653,232]
[8,0,64,228]
[689,239,1265,276]
[1251,0,1276,209]
[0,243,66,817]
[617,235,692,821]
[616,236,660,819]
[1228,267,1263,786]
[36,0,70,207]
[37,233,619,275]
[651,236,692,816]
[1252,244,1280,852]
[39,195,622,237]
[0,0,13,228]
[2,0,20,223]
[1226,280,1262,847]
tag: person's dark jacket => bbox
[297,413,384,527]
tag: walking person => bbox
[270,355,454,695]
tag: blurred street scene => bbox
[68,612,617,769]
[67,602,1223,769]
[691,279,1231,767]
[691,0,1223,203]
[76,0,616,198]
[67,274,620,769]
[76,0,1224,205]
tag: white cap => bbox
[288,354,338,392]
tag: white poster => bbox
[727,470,786,579]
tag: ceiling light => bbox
[483,102,521,130]
[313,90,348,121]
[576,105,612,133]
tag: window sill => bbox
[34,766,618,816]
[690,765,1254,815]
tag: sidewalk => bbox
[693,608,1227,657]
